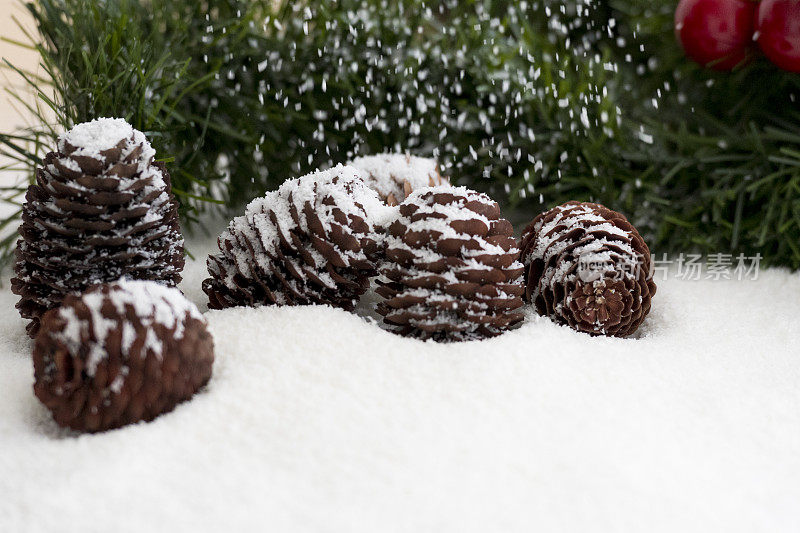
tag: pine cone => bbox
[12,118,184,337]
[203,165,388,311]
[520,201,657,337]
[376,186,525,341]
[33,280,214,433]
[348,153,449,206]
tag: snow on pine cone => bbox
[203,165,391,311]
[348,153,449,206]
[33,280,214,433]
[12,118,184,337]
[520,201,657,337]
[376,186,525,341]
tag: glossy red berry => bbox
[675,0,757,71]
[756,0,800,72]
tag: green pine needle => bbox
[0,0,798,270]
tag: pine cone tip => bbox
[348,153,449,205]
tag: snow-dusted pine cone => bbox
[376,186,525,341]
[12,118,184,337]
[520,201,657,337]
[348,153,449,206]
[204,165,389,311]
[33,280,214,433]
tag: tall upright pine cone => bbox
[520,201,657,337]
[376,186,525,341]
[348,153,449,206]
[203,165,389,311]
[33,280,214,433]
[12,118,184,337]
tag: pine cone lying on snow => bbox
[348,153,449,206]
[203,165,389,311]
[376,186,525,341]
[33,280,214,433]
[520,201,656,337]
[12,118,184,337]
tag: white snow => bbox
[0,240,799,532]
[58,117,133,154]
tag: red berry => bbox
[675,0,757,71]
[756,0,800,72]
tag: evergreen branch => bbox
[0,0,798,270]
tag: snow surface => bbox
[1,240,800,532]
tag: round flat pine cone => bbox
[376,186,525,341]
[204,164,390,311]
[12,118,184,337]
[33,280,214,433]
[520,201,657,337]
[348,153,449,206]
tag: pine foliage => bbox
[1,0,798,268]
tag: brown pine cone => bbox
[33,280,214,433]
[348,153,449,206]
[12,118,184,337]
[376,186,525,341]
[520,201,657,337]
[203,165,388,311]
